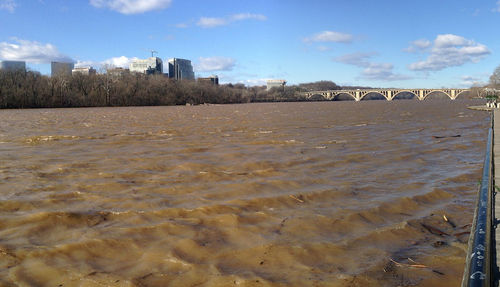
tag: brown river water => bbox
[0,100,490,286]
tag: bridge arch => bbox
[454,90,469,99]
[359,91,386,101]
[393,90,417,100]
[308,93,327,101]
[333,92,356,101]
[423,90,451,100]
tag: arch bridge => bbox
[302,88,469,101]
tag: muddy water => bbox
[0,100,490,286]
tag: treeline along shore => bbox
[0,69,358,109]
[1,69,478,109]
[0,70,349,109]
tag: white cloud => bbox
[317,46,332,52]
[195,56,236,72]
[362,63,411,81]
[434,34,470,48]
[335,52,410,81]
[408,34,490,71]
[461,75,487,87]
[304,31,353,43]
[413,39,432,49]
[102,56,138,68]
[0,0,15,12]
[71,56,137,71]
[404,39,431,53]
[230,13,267,21]
[74,60,97,68]
[245,78,268,86]
[89,0,171,14]
[196,13,266,28]
[334,52,376,67]
[197,17,227,28]
[0,38,72,63]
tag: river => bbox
[0,99,490,286]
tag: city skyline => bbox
[1,0,500,88]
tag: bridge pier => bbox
[417,90,425,101]
[386,90,393,101]
[451,89,457,100]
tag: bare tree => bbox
[489,65,500,88]
[469,86,484,98]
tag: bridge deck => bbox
[302,88,469,101]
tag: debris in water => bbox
[432,241,447,248]
[432,270,445,275]
[390,258,427,269]
[275,217,288,234]
[443,214,456,228]
[432,135,461,139]
[459,223,471,229]
[383,260,395,273]
[388,258,445,275]
[289,194,305,203]
[421,223,449,236]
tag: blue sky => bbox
[0,0,499,88]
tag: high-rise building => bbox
[72,67,96,76]
[266,79,287,91]
[129,57,163,75]
[0,60,26,72]
[198,75,219,85]
[168,58,194,80]
[107,67,130,77]
[51,62,74,77]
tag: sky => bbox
[1,0,500,88]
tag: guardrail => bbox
[461,115,493,287]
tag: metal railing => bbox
[462,115,493,287]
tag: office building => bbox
[107,67,130,77]
[72,67,96,76]
[0,60,26,72]
[168,58,194,80]
[198,75,219,85]
[129,57,163,75]
[266,79,287,91]
[51,62,74,77]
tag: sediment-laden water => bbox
[0,100,490,286]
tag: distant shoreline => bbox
[0,70,479,109]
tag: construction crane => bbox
[151,50,158,57]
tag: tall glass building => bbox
[168,58,194,80]
[51,62,75,77]
[0,61,26,71]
